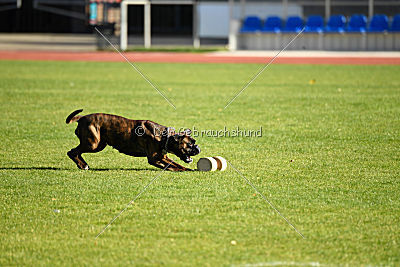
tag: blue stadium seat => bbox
[390,14,400,32]
[368,14,389,32]
[346,14,367,33]
[324,15,346,33]
[305,15,324,33]
[282,16,304,33]
[240,16,262,33]
[262,16,282,33]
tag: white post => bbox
[193,2,200,48]
[17,0,22,8]
[120,1,128,51]
[144,1,151,48]
[325,0,331,20]
[229,20,240,51]
[369,0,374,18]
[282,0,288,19]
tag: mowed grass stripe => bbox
[0,60,399,266]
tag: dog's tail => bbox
[66,109,83,124]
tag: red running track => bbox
[1,50,400,65]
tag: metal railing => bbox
[33,0,87,20]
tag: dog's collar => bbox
[162,136,170,155]
[161,127,173,154]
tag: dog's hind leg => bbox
[68,141,107,170]
[68,145,90,170]
[68,124,106,170]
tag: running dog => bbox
[66,109,200,171]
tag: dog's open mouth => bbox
[179,145,200,164]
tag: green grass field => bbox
[0,60,399,266]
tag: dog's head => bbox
[168,129,200,163]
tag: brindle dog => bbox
[66,109,200,171]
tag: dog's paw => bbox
[83,165,89,170]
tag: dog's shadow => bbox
[90,167,157,172]
[0,166,158,172]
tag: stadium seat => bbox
[261,16,282,33]
[324,15,346,33]
[282,16,304,33]
[240,16,262,33]
[346,14,367,33]
[390,14,400,32]
[305,15,324,33]
[368,14,389,32]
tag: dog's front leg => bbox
[147,156,192,171]
[164,156,193,171]
[147,157,177,171]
